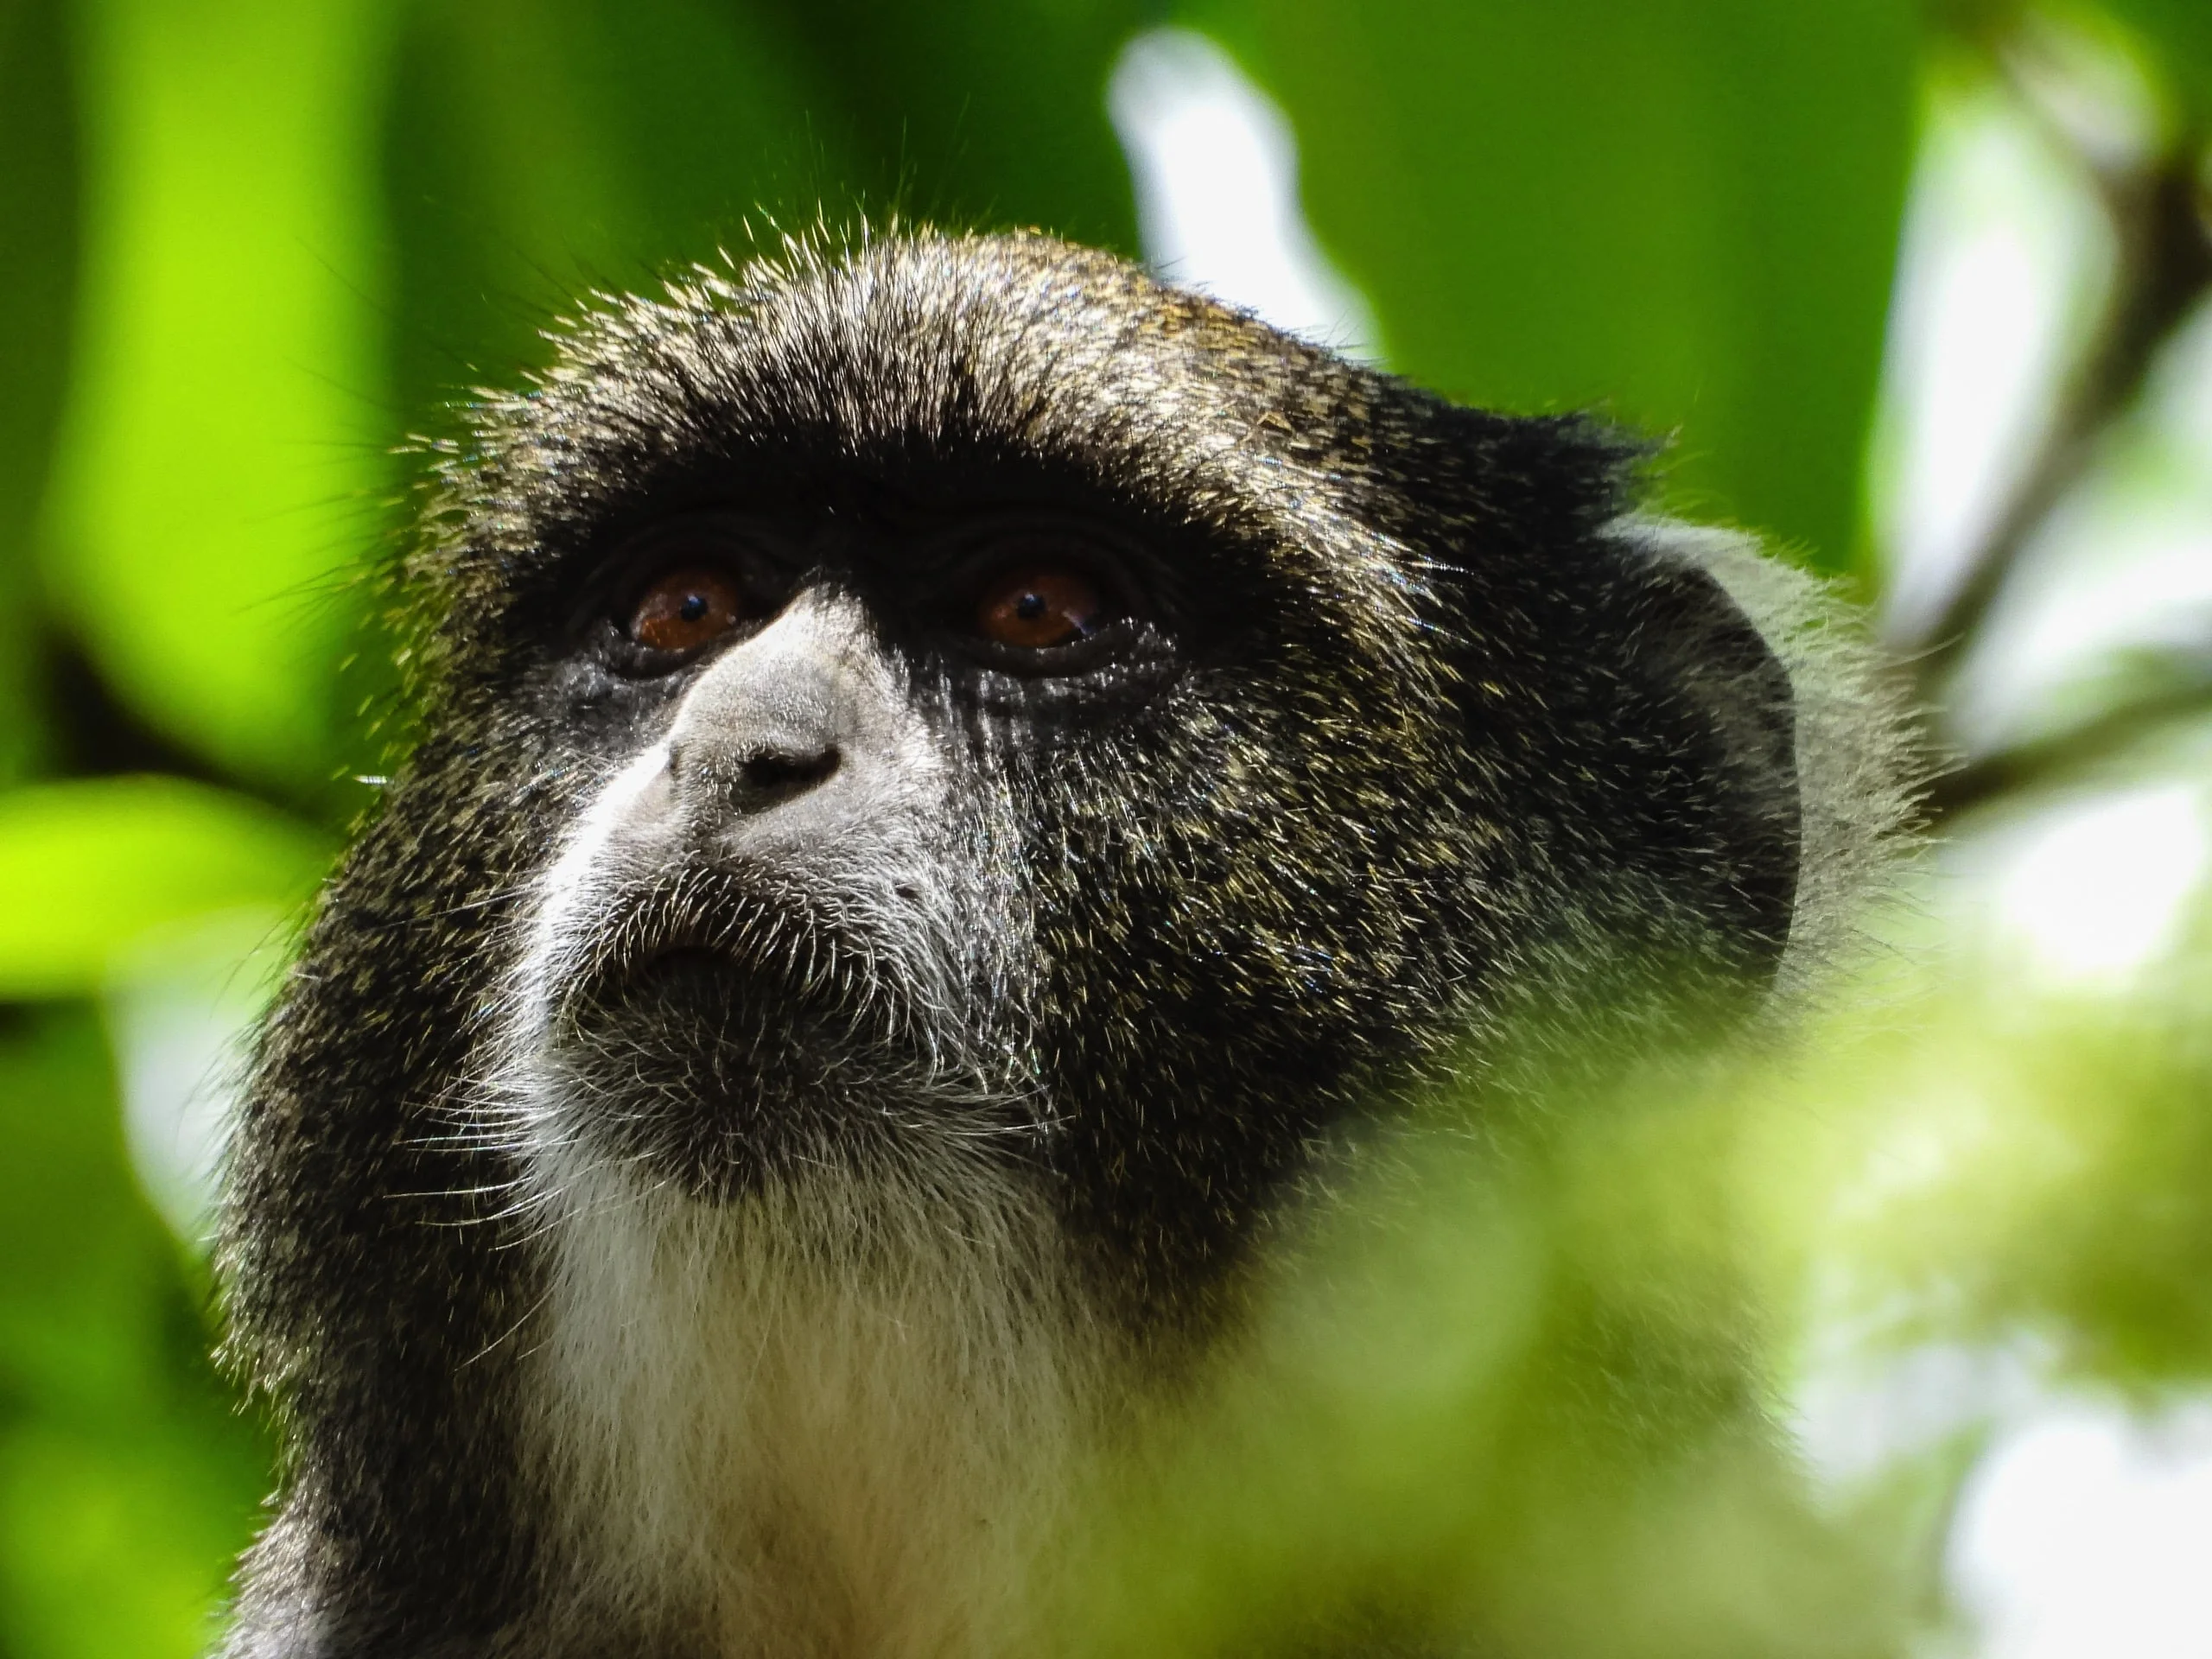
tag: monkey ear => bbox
[1624,548,1803,980]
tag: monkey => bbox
[213,230,1916,1657]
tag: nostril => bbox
[737,745,839,800]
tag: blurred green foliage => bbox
[0,0,76,787]
[1804,982,2212,1389]
[3,0,2211,1652]
[43,0,397,794]
[2060,0,2212,107]
[0,779,323,999]
[1194,0,1922,570]
[0,1011,268,1658]
[1057,1054,1925,1659]
[1039,950,2212,1656]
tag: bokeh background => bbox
[3,0,2212,1653]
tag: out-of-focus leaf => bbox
[384,0,1151,443]
[384,0,849,432]
[1804,997,2212,1386]
[36,0,399,793]
[0,1010,168,1412]
[748,0,1147,250]
[0,1010,269,1659]
[1182,0,1921,574]
[0,778,326,1000]
[2097,0,2212,106]
[1055,1070,1920,1659]
[0,0,78,784]
[0,1427,259,1659]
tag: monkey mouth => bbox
[563,888,898,1027]
[543,882,949,1198]
[581,943,754,1024]
[554,867,874,1032]
[556,893,893,1090]
[563,872,782,993]
[602,941,736,988]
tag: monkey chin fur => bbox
[492,742,1103,1658]
[514,1135,1107,1659]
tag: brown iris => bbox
[629,566,745,652]
[974,565,1112,651]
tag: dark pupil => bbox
[678,593,708,622]
[1015,592,1047,621]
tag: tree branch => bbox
[1928,672,2212,817]
[1905,67,2210,696]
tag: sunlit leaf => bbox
[36,0,400,792]
[0,778,326,1000]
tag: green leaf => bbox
[36,0,401,791]
[747,0,1147,249]
[0,1010,271,1659]
[1182,0,1923,573]
[2097,0,2212,108]
[0,0,79,785]
[0,1426,257,1659]
[0,778,327,1000]
[384,0,1151,446]
[384,0,853,434]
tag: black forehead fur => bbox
[219,231,1799,1648]
[425,230,1638,668]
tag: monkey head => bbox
[454,233,1803,1290]
[218,232,1897,1656]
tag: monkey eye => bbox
[627,566,747,653]
[972,565,1116,652]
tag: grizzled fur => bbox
[216,232,1913,1656]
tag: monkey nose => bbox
[664,725,843,818]
[658,588,891,826]
[728,743,840,810]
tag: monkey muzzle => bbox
[518,587,1025,1198]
